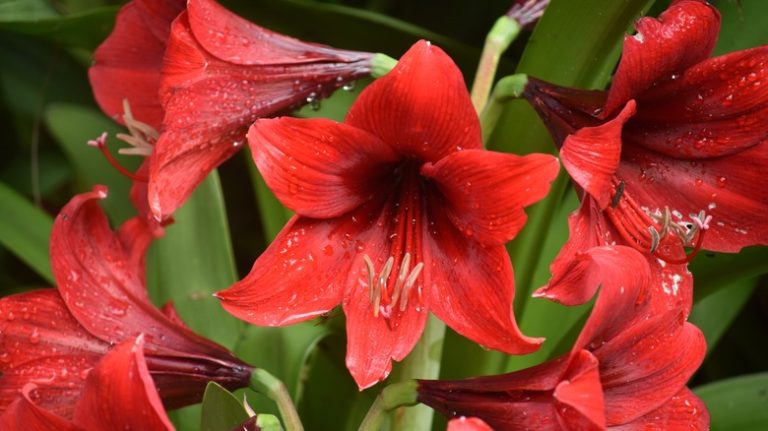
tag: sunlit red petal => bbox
[187,0,369,65]
[89,0,184,129]
[447,417,494,431]
[618,142,768,252]
[0,386,79,431]
[218,213,366,326]
[423,203,542,355]
[561,102,635,209]
[611,388,708,430]
[248,117,398,218]
[603,0,720,115]
[421,149,559,245]
[0,290,107,419]
[625,47,768,159]
[346,40,482,162]
[73,335,174,431]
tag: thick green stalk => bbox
[250,369,305,431]
[480,73,529,142]
[470,16,521,112]
[358,381,419,431]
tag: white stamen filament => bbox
[117,99,157,157]
[363,253,424,317]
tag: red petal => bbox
[0,290,107,419]
[346,40,482,162]
[553,350,605,430]
[150,14,372,219]
[248,117,398,218]
[447,417,494,431]
[218,214,363,326]
[50,187,238,359]
[0,387,79,431]
[421,149,559,245]
[611,388,708,429]
[187,0,370,65]
[618,142,768,252]
[73,335,174,431]
[603,0,720,115]
[626,47,768,159]
[561,102,635,209]
[88,0,184,129]
[423,202,542,355]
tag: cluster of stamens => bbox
[363,252,424,319]
[87,99,157,182]
[645,207,711,264]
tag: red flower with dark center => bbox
[89,0,376,221]
[0,187,252,418]
[0,336,174,431]
[216,40,560,389]
[522,0,768,302]
[417,246,708,430]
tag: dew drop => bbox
[716,176,727,188]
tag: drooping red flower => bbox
[417,246,708,430]
[522,0,768,302]
[89,0,377,220]
[0,187,252,419]
[216,40,560,389]
[0,336,175,431]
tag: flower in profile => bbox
[216,40,560,389]
[417,246,708,430]
[521,0,768,302]
[0,187,252,418]
[89,0,378,220]
[0,336,174,430]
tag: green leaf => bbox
[689,276,757,354]
[0,0,57,22]
[695,373,768,431]
[200,382,250,431]
[146,171,243,349]
[0,6,118,50]
[0,181,54,284]
[44,103,138,224]
[713,0,768,55]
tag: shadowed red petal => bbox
[0,386,79,431]
[89,0,184,129]
[561,102,635,209]
[150,13,372,219]
[248,117,398,218]
[73,335,174,431]
[187,0,369,65]
[424,202,542,355]
[618,142,768,252]
[603,0,720,115]
[553,350,605,430]
[611,388,708,430]
[626,47,768,159]
[447,417,494,431]
[0,290,107,419]
[346,40,482,162]
[50,186,240,360]
[217,212,372,326]
[421,149,559,245]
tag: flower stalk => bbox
[470,16,521,112]
[249,369,304,431]
[358,381,419,431]
[480,73,529,142]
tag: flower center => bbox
[362,162,426,319]
[605,179,711,264]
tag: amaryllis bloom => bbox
[216,40,560,389]
[522,0,768,302]
[418,246,708,430]
[0,336,174,431]
[89,0,377,220]
[0,186,252,418]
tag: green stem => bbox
[470,16,521,112]
[249,369,305,431]
[358,381,419,431]
[390,315,445,430]
[480,73,529,143]
[371,53,398,78]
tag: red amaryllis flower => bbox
[216,40,560,389]
[89,0,376,220]
[418,246,708,430]
[0,186,252,418]
[447,417,494,431]
[0,336,174,431]
[522,0,768,303]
